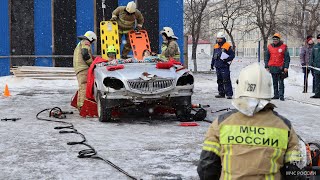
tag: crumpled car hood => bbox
[95,63,184,80]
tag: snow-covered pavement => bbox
[0,59,319,179]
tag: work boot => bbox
[310,95,320,98]
[226,96,233,99]
[272,96,279,99]
[280,97,285,101]
[215,94,225,98]
[302,90,307,93]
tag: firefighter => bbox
[211,32,235,99]
[73,31,97,109]
[265,33,290,101]
[197,63,305,180]
[160,27,181,62]
[110,1,144,59]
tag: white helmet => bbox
[83,31,97,42]
[126,1,136,14]
[235,62,273,99]
[217,32,226,38]
[160,27,178,39]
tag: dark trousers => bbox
[314,73,320,96]
[216,67,233,97]
[302,67,315,93]
[271,73,284,98]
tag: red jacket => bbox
[86,57,108,100]
[267,44,287,67]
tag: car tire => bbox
[175,105,192,122]
[97,91,112,122]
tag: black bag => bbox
[192,108,207,121]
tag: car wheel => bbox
[97,91,112,122]
[175,105,192,122]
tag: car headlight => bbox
[177,73,194,86]
[103,77,124,90]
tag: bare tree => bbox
[287,0,320,41]
[211,0,249,51]
[248,0,281,59]
[184,0,210,72]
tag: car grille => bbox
[127,79,174,92]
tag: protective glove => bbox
[134,26,141,32]
[211,64,214,70]
[301,63,306,66]
[110,17,117,21]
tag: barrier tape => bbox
[290,64,320,72]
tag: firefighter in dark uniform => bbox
[211,32,235,99]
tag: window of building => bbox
[295,47,300,57]
[288,48,294,57]
[251,48,255,57]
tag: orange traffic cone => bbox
[3,84,10,97]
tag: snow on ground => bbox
[0,58,319,179]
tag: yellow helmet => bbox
[107,45,116,54]
[273,33,281,39]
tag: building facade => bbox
[0,0,184,76]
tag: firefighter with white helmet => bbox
[212,31,235,99]
[110,1,144,59]
[160,27,180,62]
[198,63,305,180]
[73,31,97,109]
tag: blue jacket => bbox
[211,39,235,68]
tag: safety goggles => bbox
[272,38,280,42]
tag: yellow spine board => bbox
[100,21,120,59]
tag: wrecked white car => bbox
[93,62,194,122]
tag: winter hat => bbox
[317,34,320,39]
[272,33,281,40]
[306,35,313,44]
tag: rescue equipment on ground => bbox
[179,122,199,126]
[36,107,138,180]
[1,118,21,121]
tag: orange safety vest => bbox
[267,44,287,67]
[214,42,231,51]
